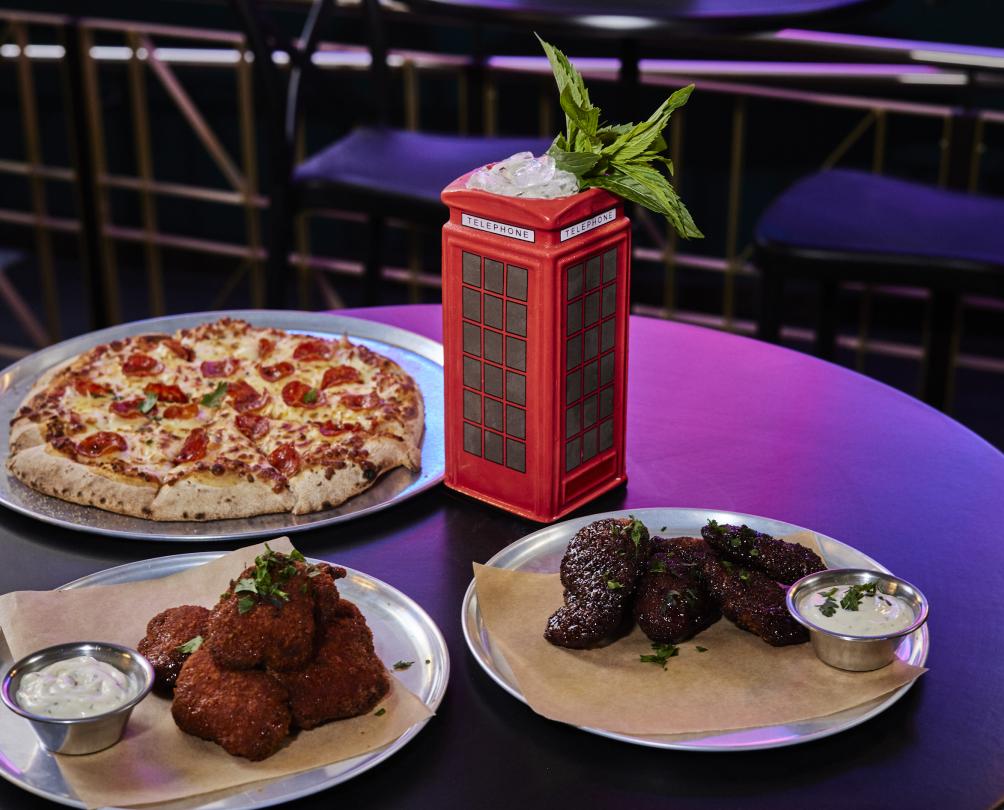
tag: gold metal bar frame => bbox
[12,21,58,340]
[125,31,164,316]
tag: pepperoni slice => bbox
[258,361,294,382]
[226,380,269,413]
[200,358,239,378]
[293,339,332,362]
[122,353,163,376]
[340,392,380,410]
[164,339,194,361]
[175,428,209,463]
[110,398,147,419]
[258,338,275,360]
[235,413,270,440]
[317,420,362,437]
[73,378,111,397]
[321,365,362,389]
[268,443,301,477]
[77,431,126,457]
[282,380,323,409]
[144,382,188,403]
[163,403,199,420]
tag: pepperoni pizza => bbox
[7,318,424,520]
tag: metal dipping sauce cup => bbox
[786,568,929,672]
[1,642,154,754]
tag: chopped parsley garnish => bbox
[738,569,751,582]
[303,387,320,404]
[607,580,623,590]
[232,543,319,613]
[696,646,708,653]
[374,708,386,717]
[201,381,228,408]
[176,635,203,654]
[393,660,414,670]
[750,548,760,557]
[649,559,667,574]
[626,518,647,550]
[839,581,877,612]
[817,586,839,617]
[640,642,679,669]
[139,391,158,414]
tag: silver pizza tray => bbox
[0,552,450,808]
[462,507,929,752]
[0,310,444,541]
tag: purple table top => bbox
[1,304,1002,809]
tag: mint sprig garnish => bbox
[537,35,702,239]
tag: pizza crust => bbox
[7,444,158,518]
[401,393,425,470]
[288,433,418,514]
[9,418,43,453]
[288,465,374,515]
[151,473,295,521]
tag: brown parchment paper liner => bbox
[0,538,433,809]
[473,531,925,737]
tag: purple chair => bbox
[755,169,1004,410]
[231,0,551,307]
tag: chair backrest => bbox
[229,0,390,172]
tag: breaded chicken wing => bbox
[271,599,389,729]
[205,553,317,671]
[171,648,291,761]
[137,605,211,693]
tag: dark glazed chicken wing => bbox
[545,517,651,649]
[137,605,211,693]
[701,520,825,585]
[271,599,390,729]
[171,648,291,761]
[697,554,808,646]
[633,537,721,644]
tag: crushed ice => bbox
[466,152,579,199]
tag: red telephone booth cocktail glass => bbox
[440,172,631,522]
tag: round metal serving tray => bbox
[0,310,444,542]
[462,507,929,752]
[0,552,450,808]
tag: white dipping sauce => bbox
[800,584,915,637]
[16,656,137,718]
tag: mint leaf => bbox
[303,387,319,404]
[139,391,158,414]
[234,577,258,594]
[548,146,601,175]
[237,596,256,614]
[536,36,700,239]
